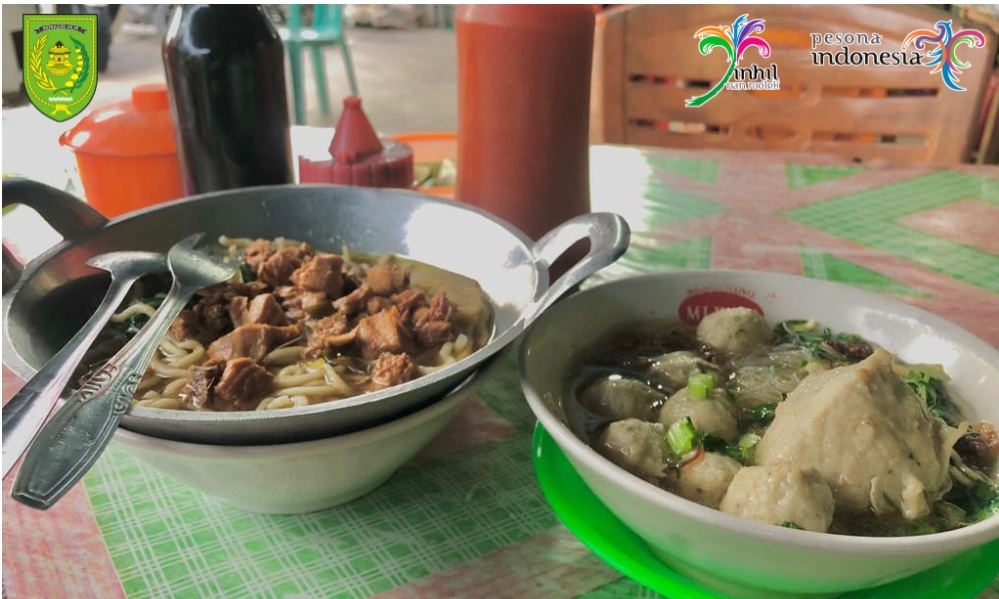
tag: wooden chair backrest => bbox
[591,4,997,164]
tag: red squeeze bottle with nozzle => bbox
[455,5,595,241]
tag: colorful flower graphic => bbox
[902,20,987,92]
[687,14,772,108]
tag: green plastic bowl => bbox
[533,425,999,599]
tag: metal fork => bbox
[11,233,238,510]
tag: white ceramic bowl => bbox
[520,270,999,599]
[112,357,502,514]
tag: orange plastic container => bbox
[392,132,457,198]
[59,83,185,217]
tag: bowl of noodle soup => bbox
[2,180,629,446]
[519,270,999,598]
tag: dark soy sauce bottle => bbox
[162,5,293,194]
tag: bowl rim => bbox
[1,184,540,426]
[520,269,999,555]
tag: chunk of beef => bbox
[304,313,352,358]
[170,310,201,342]
[310,312,351,337]
[243,239,275,271]
[179,361,224,409]
[366,296,394,315]
[355,306,413,359]
[391,288,428,321]
[212,357,273,411]
[369,352,418,392]
[229,293,288,327]
[227,296,248,326]
[207,324,302,363]
[170,298,233,345]
[413,292,457,347]
[276,285,328,321]
[257,244,315,287]
[341,261,366,293]
[366,263,410,296]
[333,283,372,318]
[197,280,268,303]
[199,301,232,341]
[291,254,344,298]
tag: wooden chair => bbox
[590,5,997,164]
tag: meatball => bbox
[696,307,772,358]
[659,388,739,442]
[720,464,835,533]
[598,418,668,480]
[646,350,720,393]
[669,452,743,509]
[579,377,665,422]
[754,349,954,520]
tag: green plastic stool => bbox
[280,5,360,125]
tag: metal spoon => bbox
[11,233,238,510]
[2,251,168,480]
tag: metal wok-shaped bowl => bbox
[2,179,629,445]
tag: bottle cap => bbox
[328,96,383,159]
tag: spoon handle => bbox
[1,275,141,480]
[11,283,195,510]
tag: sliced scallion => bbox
[687,373,715,400]
[726,432,761,464]
[239,263,257,282]
[664,417,700,459]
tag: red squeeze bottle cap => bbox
[328,96,383,159]
[298,96,414,188]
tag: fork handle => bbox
[2,274,140,480]
[11,283,194,510]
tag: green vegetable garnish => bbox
[702,434,728,453]
[687,372,715,400]
[780,319,816,335]
[902,368,959,426]
[774,319,871,364]
[664,417,701,459]
[239,263,257,282]
[726,432,761,464]
[779,521,803,530]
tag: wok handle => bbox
[2,178,109,292]
[525,212,630,323]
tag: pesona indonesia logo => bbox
[903,21,988,92]
[810,20,986,92]
[686,14,776,108]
